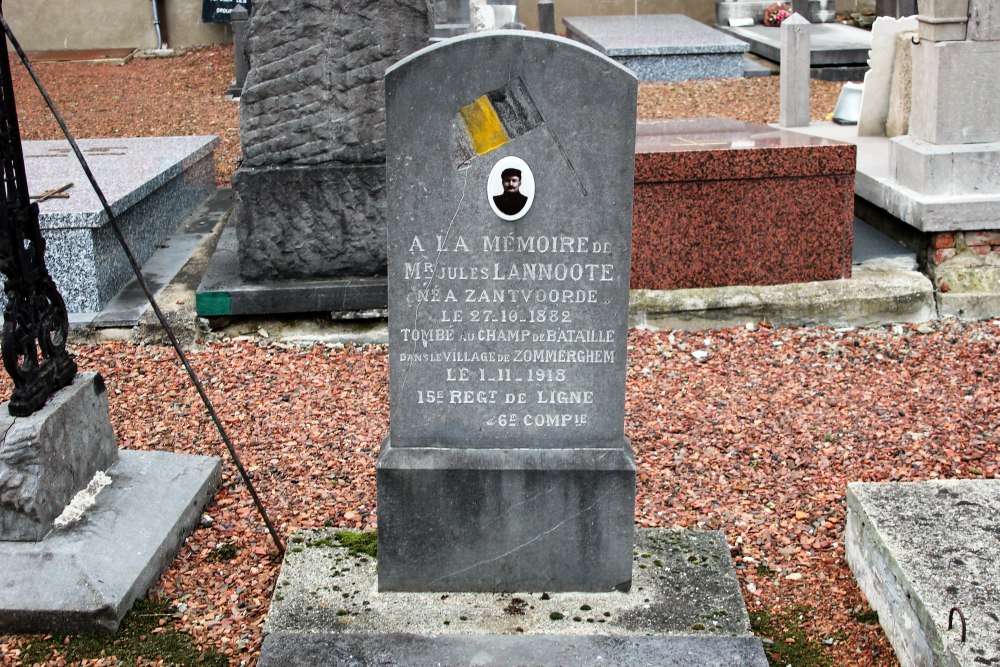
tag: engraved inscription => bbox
[397,230,621,434]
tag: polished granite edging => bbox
[632,118,856,291]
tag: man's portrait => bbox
[488,157,534,221]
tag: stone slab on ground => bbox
[721,23,872,66]
[0,372,117,541]
[260,527,767,666]
[195,221,388,318]
[0,449,221,633]
[16,136,217,314]
[564,14,747,81]
[191,214,933,328]
[846,480,1000,667]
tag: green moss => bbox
[580,604,592,611]
[750,605,833,667]
[308,536,336,549]
[550,612,565,621]
[691,623,706,631]
[207,542,238,562]
[21,599,227,666]
[756,563,775,576]
[335,530,378,558]
[849,606,880,625]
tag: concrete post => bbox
[231,5,249,92]
[538,0,555,34]
[780,13,811,127]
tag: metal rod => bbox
[0,14,284,557]
[948,606,967,643]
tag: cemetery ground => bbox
[1,46,997,667]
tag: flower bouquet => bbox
[763,2,793,26]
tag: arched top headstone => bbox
[385,32,638,450]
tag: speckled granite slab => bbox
[632,118,855,290]
[11,136,217,313]
[563,15,747,81]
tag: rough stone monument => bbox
[377,30,637,592]
[234,0,433,281]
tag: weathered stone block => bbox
[233,164,386,280]
[909,40,1000,145]
[377,441,636,591]
[0,373,118,542]
[890,135,1000,196]
[240,0,433,168]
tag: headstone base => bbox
[0,449,221,633]
[233,163,386,282]
[377,438,635,592]
[0,372,117,541]
[195,221,388,318]
[260,528,767,666]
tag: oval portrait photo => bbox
[488,156,534,221]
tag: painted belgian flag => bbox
[451,77,543,169]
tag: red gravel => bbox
[2,321,998,666]
[1,44,987,667]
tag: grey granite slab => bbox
[25,136,217,229]
[564,15,747,81]
[721,23,872,65]
[563,15,749,56]
[259,527,767,666]
[9,136,217,314]
[846,480,1000,667]
[0,449,221,633]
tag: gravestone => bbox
[234,0,432,281]
[377,30,637,592]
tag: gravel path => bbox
[4,47,990,667]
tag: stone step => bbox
[258,528,768,667]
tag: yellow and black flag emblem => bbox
[451,77,543,169]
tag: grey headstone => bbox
[0,373,117,541]
[780,13,811,127]
[378,31,638,592]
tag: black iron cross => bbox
[0,2,76,416]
